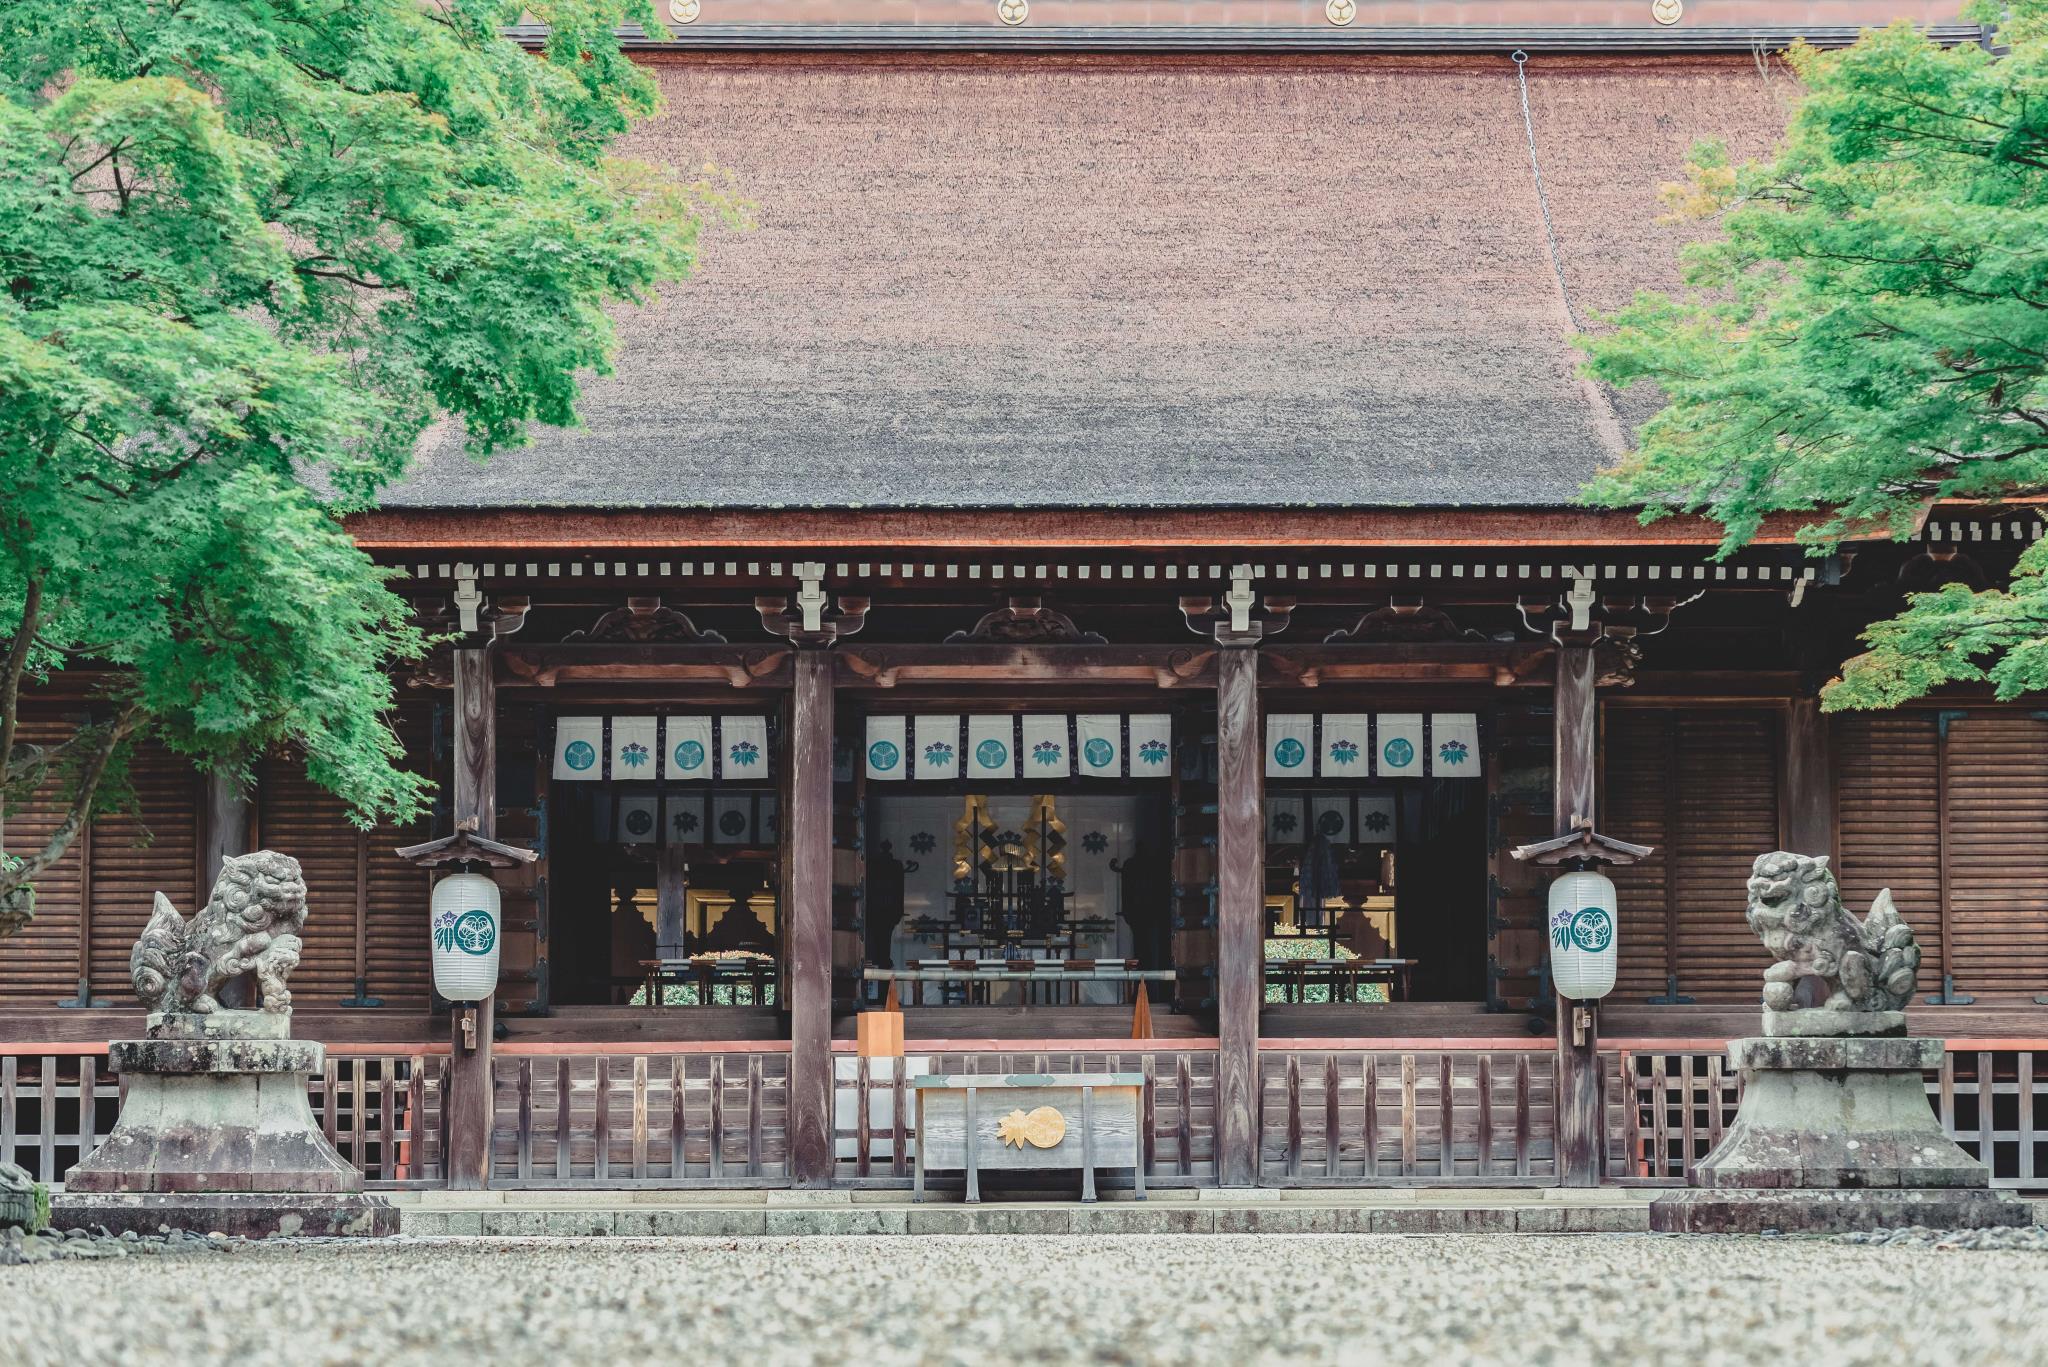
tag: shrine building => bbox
[7,1,2043,1196]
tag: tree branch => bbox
[0,702,141,899]
[0,569,42,853]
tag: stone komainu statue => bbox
[131,851,308,1014]
[1745,851,1920,1015]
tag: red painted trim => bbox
[832,1037,1221,1052]
[8,1036,2041,1057]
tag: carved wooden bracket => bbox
[1510,821,1653,868]
[564,597,725,645]
[944,595,1105,645]
[755,594,869,647]
[1180,567,1293,647]
[1324,598,1489,645]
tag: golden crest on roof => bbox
[997,0,1029,24]
[1326,0,1357,23]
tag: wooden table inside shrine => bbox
[912,1072,1146,1203]
[865,962,1175,1006]
[639,956,775,1007]
[1263,957,1418,1002]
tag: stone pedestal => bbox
[54,1013,395,1237]
[1650,1036,2032,1234]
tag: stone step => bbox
[400,1199,1654,1237]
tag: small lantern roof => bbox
[1510,824,1653,868]
[395,823,538,870]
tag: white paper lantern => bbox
[1547,870,1617,1001]
[430,871,501,1002]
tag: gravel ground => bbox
[4,1232,2046,1366]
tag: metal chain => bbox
[1512,50,1584,332]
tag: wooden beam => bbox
[1552,642,1603,1189]
[345,505,1829,552]
[444,647,497,1191]
[836,644,1216,689]
[1214,646,1263,1188]
[785,649,836,1187]
[1782,696,1835,858]
[499,643,791,689]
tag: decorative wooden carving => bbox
[1324,599,1488,644]
[565,597,726,644]
[945,595,1104,645]
[996,1106,1067,1149]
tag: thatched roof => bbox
[386,52,1796,512]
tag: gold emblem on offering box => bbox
[996,1105,1066,1149]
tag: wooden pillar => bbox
[655,845,689,961]
[785,648,836,1187]
[203,768,256,1008]
[1215,646,1264,1188]
[1782,696,1835,859]
[1553,642,1603,1188]
[444,647,496,1190]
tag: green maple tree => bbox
[0,1,721,932]
[1582,5,2048,709]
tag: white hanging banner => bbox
[713,793,754,844]
[665,715,713,781]
[617,794,660,845]
[721,716,770,778]
[1357,791,1398,842]
[1312,794,1353,845]
[1374,713,1424,777]
[865,716,908,781]
[1319,713,1371,776]
[1076,714,1122,778]
[1267,792,1307,844]
[1266,713,1315,778]
[913,716,960,779]
[1430,713,1481,778]
[664,792,707,844]
[1022,715,1070,778]
[611,715,659,779]
[968,715,1015,779]
[1128,714,1173,777]
[553,716,605,781]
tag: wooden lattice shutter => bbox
[1602,708,1674,1002]
[2,702,88,1004]
[1669,712,1779,1003]
[1945,714,2048,999]
[87,741,199,1002]
[1833,712,1943,988]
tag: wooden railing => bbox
[1256,1049,1562,1183]
[1616,1044,2048,1189]
[0,1045,443,1187]
[6,1039,2040,1191]
[313,1051,445,1185]
[0,1048,115,1185]
[487,1047,789,1186]
[833,1048,1218,1184]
